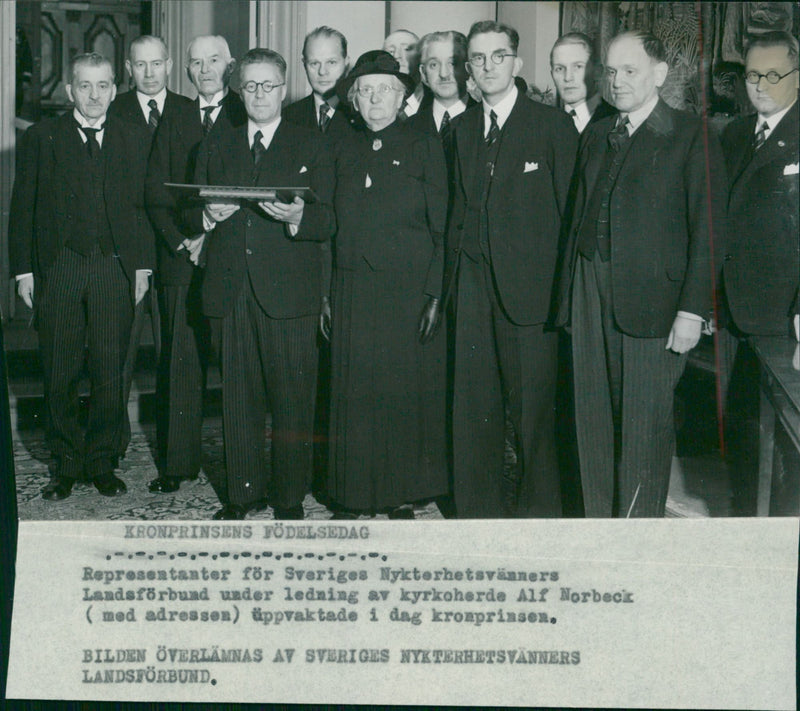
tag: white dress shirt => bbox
[198,90,226,124]
[432,97,467,132]
[482,84,518,136]
[564,93,601,134]
[757,98,796,142]
[135,88,166,122]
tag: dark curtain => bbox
[561,1,799,116]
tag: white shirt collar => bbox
[565,98,592,133]
[313,93,338,114]
[403,87,422,116]
[482,85,518,134]
[432,97,467,130]
[621,93,659,134]
[73,108,107,146]
[758,99,796,137]
[199,89,226,110]
[248,116,281,150]
[135,88,167,119]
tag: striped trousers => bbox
[216,279,318,509]
[571,255,687,517]
[37,246,133,480]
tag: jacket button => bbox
[246,248,253,255]
[453,247,461,254]
[723,254,733,261]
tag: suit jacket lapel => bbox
[491,93,526,188]
[219,122,255,186]
[54,114,91,199]
[743,102,799,180]
[455,106,481,197]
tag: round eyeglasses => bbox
[467,51,517,68]
[745,68,798,85]
[241,81,285,94]
[356,84,402,98]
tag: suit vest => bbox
[462,126,502,261]
[68,141,115,257]
[576,132,635,262]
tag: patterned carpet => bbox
[13,419,444,521]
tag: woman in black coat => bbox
[324,51,449,518]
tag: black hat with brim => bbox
[336,50,415,104]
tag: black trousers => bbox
[217,278,318,509]
[155,279,208,479]
[37,247,133,480]
[571,255,686,517]
[452,254,561,518]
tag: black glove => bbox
[418,296,441,344]
[320,296,331,341]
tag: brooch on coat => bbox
[372,138,382,151]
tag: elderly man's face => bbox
[551,42,591,106]
[240,61,286,125]
[304,35,348,97]
[187,36,233,98]
[67,62,117,122]
[605,36,667,113]
[745,44,799,117]
[420,38,467,103]
[383,31,418,74]
[126,39,172,96]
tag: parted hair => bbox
[303,26,348,61]
[69,52,115,82]
[746,30,800,68]
[238,47,287,80]
[467,21,520,54]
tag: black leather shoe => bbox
[213,504,245,520]
[273,504,304,520]
[41,476,75,501]
[94,474,127,497]
[387,505,415,520]
[148,476,181,493]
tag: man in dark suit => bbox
[9,52,154,501]
[444,21,578,518]
[283,26,354,139]
[283,26,354,505]
[550,32,616,134]
[109,34,178,464]
[407,31,474,151]
[719,31,799,515]
[185,48,335,520]
[143,35,243,494]
[555,31,726,518]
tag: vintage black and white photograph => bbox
[0,1,798,706]
[2,0,798,523]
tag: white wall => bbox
[498,1,560,95]
[306,1,386,64]
[388,1,495,37]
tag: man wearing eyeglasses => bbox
[719,31,799,515]
[143,35,245,496]
[554,31,726,518]
[444,21,578,518]
[182,48,335,521]
[284,26,355,140]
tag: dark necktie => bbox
[202,105,217,136]
[398,102,409,122]
[485,109,499,146]
[439,110,452,142]
[608,115,630,152]
[252,130,266,165]
[318,102,332,133]
[754,120,769,151]
[568,108,578,127]
[79,125,102,158]
[147,98,160,133]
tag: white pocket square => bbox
[783,162,799,175]
[365,173,372,188]
[299,165,308,174]
[392,160,400,166]
[524,161,539,173]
